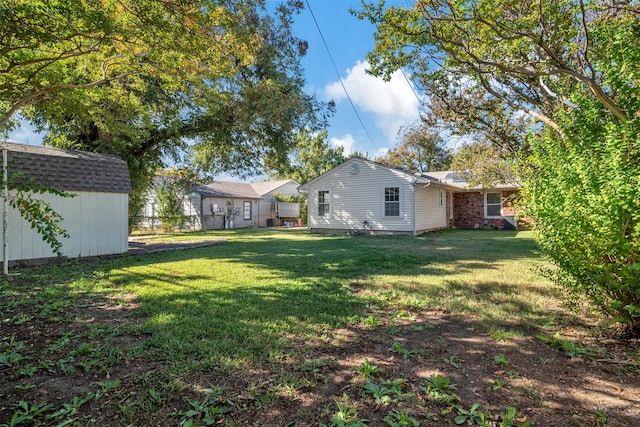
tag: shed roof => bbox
[3,141,132,193]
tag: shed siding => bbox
[2,191,128,263]
[307,159,414,233]
[414,186,447,232]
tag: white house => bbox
[193,179,301,229]
[2,142,131,265]
[299,157,521,235]
[141,178,301,230]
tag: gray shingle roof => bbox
[193,179,298,199]
[3,141,132,193]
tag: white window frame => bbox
[485,192,503,218]
[383,186,401,217]
[317,190,330,217]
[243,201,252,220]
[439,190,444,207]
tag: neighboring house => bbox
[142,178,300,230]
[1,141,132,265]
[298,157,520,235]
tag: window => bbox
[439,190,444,207]
[243,201,251,220]
[318,191,330,217]
[384,187,400,217]
[485,192,502,217]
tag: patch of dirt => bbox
[1,283,639,426]
[127,238,226,254]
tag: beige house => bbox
[2,142,131,265]
[299,157,520,235]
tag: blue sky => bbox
[293,0,420,158]
[8,0,420,161]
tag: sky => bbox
[7,0,421,164]
[293,0,420,158]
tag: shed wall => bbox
[2,190,128,263]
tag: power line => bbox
[304,0,378,152]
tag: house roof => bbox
[420,171,521,190]
[192,179,298,199]
[299,157,520,192]
[3,141,132,193]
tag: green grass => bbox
[1,229,559,424]
[109,230,554,366]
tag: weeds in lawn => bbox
[170,389,229,426]
[536,333,600,358]
[408,322,434,331]
[1,401,53,427]
[500,406,531,427]
[424,374,459,404]
[2,229,624,426]
[492,378,507,391]
[383,409,419,427]
[327,400,369,427]
[46,393,94,422]
[0,337,28,370]
[493,354,509,367]
[442,355,463,368]
[488,327,523,341]
[363,379,414,405]
[356,358,381,377]
[453,402,485,425]
[389,341,419,359]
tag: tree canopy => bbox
[265,129,345,185]
[1,0,333,216]
[376,123,451,172]
[359,0,640,331]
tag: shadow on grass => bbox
[2,230,637,425]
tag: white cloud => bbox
[324,61,420,143]
[330,133,356,156]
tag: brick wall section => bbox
[453,190,520,229]
[453,192,485,228]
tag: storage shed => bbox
[2,142,132,265]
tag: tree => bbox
[2,157,72,260]
[377,123,451,172]
[2,0,332,218]
[449,141,519,188]
[265,129,345,185]
[359,1,640,331]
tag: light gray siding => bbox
[201,197,259,229]
[307,159,415,233]
[258,180,299,227]
[2,191,128,263]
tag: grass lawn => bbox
[1,229,638,426]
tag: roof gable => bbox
[4,142,132,193]
[249,179,298,196]
[299,157,520,191]
[193,179,300,199]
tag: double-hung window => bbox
[243,201,252,220]
[318,191,330,217]
[384,187,400,217]
[485,192,502,217]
